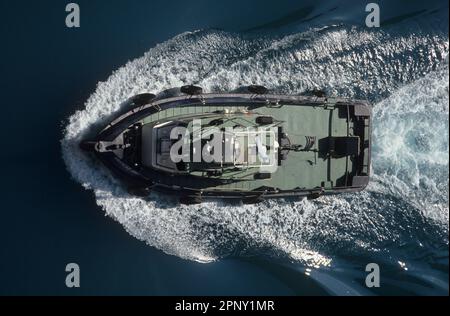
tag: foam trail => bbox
[372,62,449,223]
[62,26,448,265]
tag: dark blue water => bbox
[1,0,448,295]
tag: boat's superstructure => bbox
[81,85,371,204]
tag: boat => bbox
[80,85,371,204]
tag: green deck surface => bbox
[140,102,353,192]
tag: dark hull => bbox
[83,91,371,202]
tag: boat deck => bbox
[139,102,353,192]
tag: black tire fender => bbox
[180,85,203,96]
[127,186,152,197]
[131,93,156,106]
[248,85,268,95]
[179,195,202,205]
[242,196,264,204]
[307,191,322,200]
